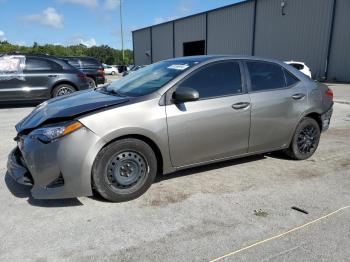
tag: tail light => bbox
[325,88,333,100]
[98,68,105,77]
[77,72,87,80]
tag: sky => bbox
[0,0,241,49]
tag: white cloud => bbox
[154,17,165,24]
[0,30,6,41]
[74,38,97,47]
[58,0,98,8]
[23,7,63,28]
[104,0,120,10]
[153,0,194,25]
[15,40,26,46]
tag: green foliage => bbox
[0,41,133,65]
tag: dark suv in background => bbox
[61,56,105,88]
[0,54,90,103]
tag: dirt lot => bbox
[0,88,349,261]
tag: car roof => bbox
[162,55,288,65]
[285,61,306,65]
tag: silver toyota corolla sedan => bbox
[7,55,333,202]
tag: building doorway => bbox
[183,40,205,56]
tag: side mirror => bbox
[172,87,199,103]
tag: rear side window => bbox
[66,58,82,68]
[25,58,61,71]
[82,58,100,68]
[247,61,286,91]
[177,61,242,99]
[284,69,299,86]
[291,63,304,70]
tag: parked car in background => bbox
[60,56,105,88]
[285,61,312,78]
[122,65,146,76]
[103,65,118,75]
[0,54,90,102]
[8,55,333,202]
[117,65,128,74]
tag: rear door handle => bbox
[232,102,250,110]
[48,75,58,78]
[292,93,305,100]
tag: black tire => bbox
[52,84,76,97]
[111,71,116,75]
[283,117,321,160]
[86,77,96,88]
[92,138,157,202]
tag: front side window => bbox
[247,61,286,91]
[104,60,198,97]
[177,61,242,99]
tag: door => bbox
[183,40,205,56]
[245,61,308,153]
[20,57,58,100]
[166,61,251,167]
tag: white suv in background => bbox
[285,61,312,78]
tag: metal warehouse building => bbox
[132,0,350,82]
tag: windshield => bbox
[103,60,198,97]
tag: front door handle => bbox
[292,93,305,100]
[232,102,250,110]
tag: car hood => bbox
[16,89,129,133]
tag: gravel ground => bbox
[0,95,349,261]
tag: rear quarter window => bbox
[247,61,286,91]
[284,69,300,86]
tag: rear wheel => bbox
[283,117,320,160]
[92,139,157,202]
[52,84,76,97]
[86,77,96,88]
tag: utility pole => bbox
[119,0,125,64]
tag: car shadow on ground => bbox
[4,173,83,207]
[0,101,39,109]
[5,154,270,205]
[155,154,267,183]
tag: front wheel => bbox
[283,117,321,160]
[92,139,157,202]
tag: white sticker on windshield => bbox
[167,64,189,70]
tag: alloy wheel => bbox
[56,86,75,96]
[297,125,318,154]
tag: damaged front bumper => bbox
[7,148,33,186]
[7,127,104,199]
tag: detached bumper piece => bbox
[7,148,33,186]
[321,107,333,132]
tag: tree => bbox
[0,41,133,64]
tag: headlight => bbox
[30,121,83,143]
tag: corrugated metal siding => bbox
[151,22,173,62]
[133,28,151,65]
[174,14,206,57]
[327,0,350,82]
[207,1,254,55]
[254,0,333,79]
